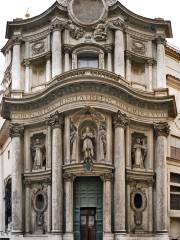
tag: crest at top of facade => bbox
[58,0,118,7]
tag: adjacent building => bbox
[0,0,180,239]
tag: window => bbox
[170,173,180,210]
[170,136,180,160]
[78,53,99,68]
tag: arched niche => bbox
[4,177,12,230]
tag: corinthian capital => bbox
[48,111,64,129]
[9,123,24,138]
[113,110,128,129]
[154,122,170,137]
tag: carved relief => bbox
[131,40,146,55]
[113,110,128,129]
[31,133,46,171]
[94,22,107,41]
[131,132,147,169]
[99,122,106,161]
[32,41,45,56]
[67,21,85,40]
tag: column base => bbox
[63,233,74,240]
[114,233,127,240]
[104,232,114,240]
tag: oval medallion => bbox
[69,0,107,26]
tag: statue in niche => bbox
[99,122,106,160]
[81,127,95,162]
[31,137,46,171]
[132,136,147,169]
[70,121,77,161]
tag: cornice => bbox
[165,45,180,61]
[109,1,172,38]
[1,68,177,120]
[167,74,180,90]
[6,1,67,39]
[2,68,177,123]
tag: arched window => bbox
[5,178,12,229]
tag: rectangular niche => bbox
[131,60,146,90]
[31,61,46,91]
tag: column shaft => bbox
[65,52,70,72]
[107,52,112,72]
[65,177,73,233]
[148,63,153,91]
[25,185,31,233]
[46,58,51,83]
[114,127,126,232]
[126,57,131,81]
[113,111,128,234]
[10,124,24,233]
[104,178,112,233]
[156,38,166,88]
[52,30,62,78]
[154,123,169,233]
[12,42,21,90]
[24,62,30,93]
[52,127,63,232]
[114,30,125,77]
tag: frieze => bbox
[10,93,169,121]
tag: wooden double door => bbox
[80,208,96,240]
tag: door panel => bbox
[74,177,103,240]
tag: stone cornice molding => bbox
[9,123,24,138]
[113,110,129,129]
[48,111,64,129]
[1,68,177,122]
[125,50,155,64]
[154,122,170,137]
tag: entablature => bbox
[1,68,177,125]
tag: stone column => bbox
[46,124,52,170]
[64,46,71,72]
[46,54,51,83]
[154,122,170,234]
[114,28,125,77]
[126,52,131,82]
[9,123,24,234]
[48,111,64,236]
[25,182,31,233]
[147,59,153,91]
[102,173,113,240]
[64,173,74,240]
[12,36,22,90]
[51,22,64,78]
[105,46,112,72]
[113,110,128,237]
[0,152,4,233]
[24,60,30,93]
[64,116,71,165]
[156,37,166,89]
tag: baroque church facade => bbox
[0,0,180,239]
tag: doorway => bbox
[74,177,103,240]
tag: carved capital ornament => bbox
[9,123,24,138]
[48,111,64,129]
[113,110,128,129]
[154,122,170,137]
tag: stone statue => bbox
[99,123,106,160]
[70,121,77,161]
[81,127,95,161]
[94,22,107,41]
[32,138,45,170]
[132,137,147,169]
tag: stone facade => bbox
[0,0,180,240]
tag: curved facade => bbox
[0,0,180,239]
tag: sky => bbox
[0,0,180,78]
